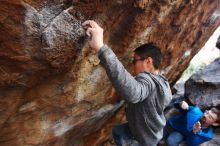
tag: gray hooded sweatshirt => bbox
[97,45,172,146]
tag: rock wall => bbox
[0,0,220,146]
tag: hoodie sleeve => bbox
[186,107,203,131]
[97,45,156,103]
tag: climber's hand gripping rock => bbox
[82,20,104,52]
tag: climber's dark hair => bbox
[134,42,162,69]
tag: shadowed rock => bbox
[185,58,220,109]
[217,35,220,49]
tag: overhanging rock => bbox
[0,0,220,146]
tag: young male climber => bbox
[82,20,172,146]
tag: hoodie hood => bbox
[144,72,173,113]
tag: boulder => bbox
[0,0,220,145]
[185,57,220,109]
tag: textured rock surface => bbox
[0,0,220,146]
[185,57,220,109]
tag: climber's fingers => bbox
[82,20,99,29]
[82,20,104,51]
[86,27,95,38]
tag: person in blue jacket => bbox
[163,101,220,146]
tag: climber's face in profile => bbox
[132,43,161,75]
[132,53,155,75]
[132,53,145,75]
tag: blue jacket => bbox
[168,103,213,146]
